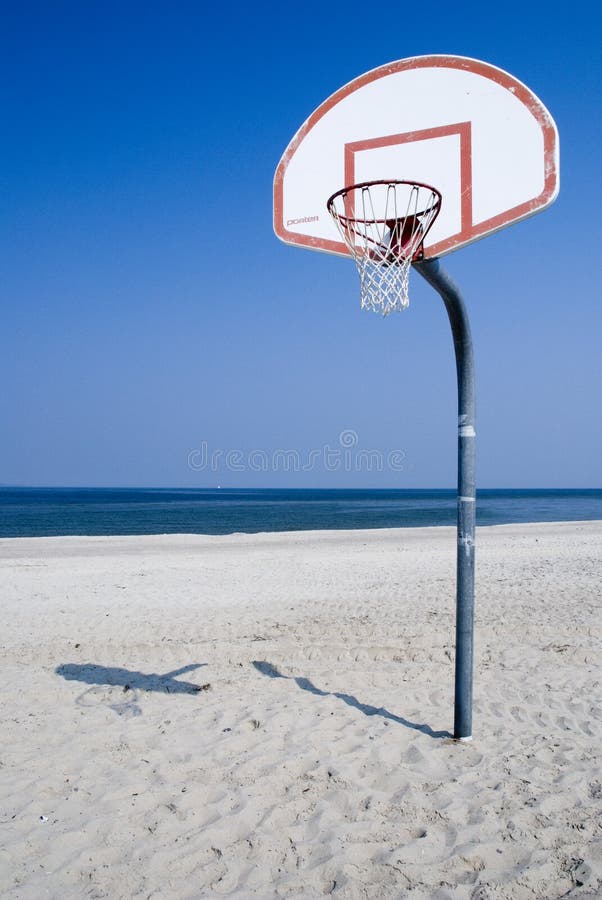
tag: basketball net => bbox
[327,181,442,316]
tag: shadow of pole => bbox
[252,661,451,740]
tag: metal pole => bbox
[414,258,476,741]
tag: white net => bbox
[327,181,441,316]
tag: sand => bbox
[0,521,601,899]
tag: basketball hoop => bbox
[327,180,442,315]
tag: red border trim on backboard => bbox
[273,55,559,259]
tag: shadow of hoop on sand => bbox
[252,660,451,740]
[56,662,208,695]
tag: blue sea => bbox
[0,487,601,538]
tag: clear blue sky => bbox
[1,1,600,488]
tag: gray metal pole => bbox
[414,258,476,741]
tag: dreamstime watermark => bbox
[188,429,405,474]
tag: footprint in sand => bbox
[75,685,142,717]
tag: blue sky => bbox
[1,1,600,488]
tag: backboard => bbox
[273,56,559,259]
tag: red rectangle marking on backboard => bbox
[344,123,473,253]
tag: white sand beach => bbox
[1,522,601,899]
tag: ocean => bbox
[1,487,601,538]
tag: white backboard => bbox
[274,56,559,259]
